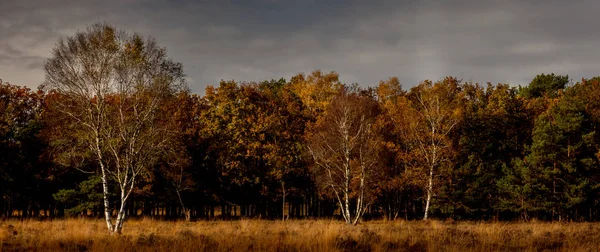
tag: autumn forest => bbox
[3,24,600,232]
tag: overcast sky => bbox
[1,0,599,93]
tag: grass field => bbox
[2,218,600,251]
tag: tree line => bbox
[2,24,600,230]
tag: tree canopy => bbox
[2,23,600,225]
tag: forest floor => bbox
[1,218,600,251]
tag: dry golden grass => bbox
[1,218,600,251]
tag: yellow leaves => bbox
[289,70,342,115]
[451,108,462,118]
[205,85,216,98]
[376,77,403,103]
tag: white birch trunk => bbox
[352,163,366,225]
[423,164,434,220]
[113,187,129,234]
[344,176,351,224]
[100,169,114,232]
[96,133,114,232]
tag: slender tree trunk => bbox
[423,164,434,220]
[98,149,114,232]
[345,179,351,224]
[282,182,286,221]
[394,195,401,220]
[176,190,190,221]
[113,190,128,234]
[352,166,366,225]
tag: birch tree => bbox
[307,90,381,225]
[405,77,463,220]
[43,23,186,233]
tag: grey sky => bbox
[1,0,599,93]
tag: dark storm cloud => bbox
[1,0,599,92]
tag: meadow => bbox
[2,219,600,251]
